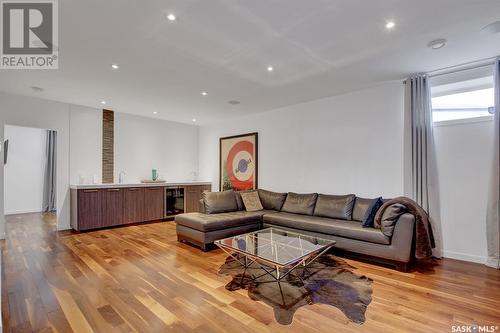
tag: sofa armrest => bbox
[199,199,206,214]
[390,213,415,262]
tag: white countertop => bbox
[70,181,212,190]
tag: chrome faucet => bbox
[119,171,126,184]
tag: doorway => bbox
[3,125,57,217]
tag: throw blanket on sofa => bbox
[374,196,435,260]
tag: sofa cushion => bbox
[175,211,273,232]
[202,190,238,214]
[281,193,318,215]
[263,212,390,245]
[258,189,287,211]
[240,191,264,212]
[234,191,244,211]
[234,190,256,211]
[313,194,355,220]
[353,197,376,222]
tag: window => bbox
[431,75,495,123]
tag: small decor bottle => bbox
[152,169,158,181]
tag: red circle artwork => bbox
[220,133,258,191]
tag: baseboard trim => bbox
[57,224,71,231]
[443,250,487,264]
[485,258,500,269]
[4,209,43,215]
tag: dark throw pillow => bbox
[361,197,384,228]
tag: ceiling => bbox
[1,0,500,124]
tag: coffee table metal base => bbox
[217,244,335,283]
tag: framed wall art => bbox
[219,132,258,191]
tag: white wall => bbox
[69,105,102,184]
[114,113,199,183]
[68,108,200,184]
[434,117,494,264]
[199,83,405,197]
[0,92,71,232]
[4,125,46,215]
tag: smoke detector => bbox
[427,39,447,50]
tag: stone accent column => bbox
[102,110,114,183]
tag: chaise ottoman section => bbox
[175,210,274,251]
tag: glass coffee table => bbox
[215,227,336,282]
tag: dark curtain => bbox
[403,74,442,258]
[43,130,57,212]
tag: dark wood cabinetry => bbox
[185,185,211,213]
[101,188,124,227]
[71,183,210,231]
[144,187,165,221]
[71,186,164,231]
[77,189,102,230]
[123,188,145,224]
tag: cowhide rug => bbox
[218,254,373,325]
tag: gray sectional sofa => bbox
[175,189,415,271]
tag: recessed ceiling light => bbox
[481,21,500,35]
[111,64,119,69]
[228,100,241,105]
[166,13,176,21]
[385,21,395,30]
[153,111,158,115]
[101,100,106,105]
[428,38,447,50]
[267,66,274,72]
[201,91,208,96]
[192,118,197,122]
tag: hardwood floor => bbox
[1,213,499,333]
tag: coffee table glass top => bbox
[214,228,336,267]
